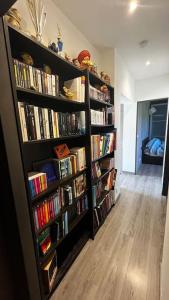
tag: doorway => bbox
[135,99,168,177]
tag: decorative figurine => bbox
[5,7,21,29]
[65,53,72,63]
[78,50,93,70]
[62,87,74,100]
[101,84,109,94]
[72,58,80,68]
[26,0,47,42]
[57,24,63,54]
[43,64,52,74]
[21,52,34,65]
[48,42,58,53]
[100,71,111,85]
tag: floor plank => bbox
[51,165,166,300]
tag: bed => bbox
[142,137,164,165]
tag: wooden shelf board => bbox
[92,151,114,163]
[90,97,112,108]
[23,134,86,145]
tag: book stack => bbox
[92,161,101,179]
[38,228,51,256]
[73,173,86,198]
[92,181,103,207]
[103,169,116,191]
[41,251,58,294]
[33,189,64,232]
[89,85,111,102]
[91,109,106,125]
[64,76,85,102]
[91,133,115,160]
[93,190,114,229]
[54,156,73,180]
[13,59,59,96]
[70,147,86,172]
[77,195,88,215]
[18,102,86,142]
[100,157,115,171]
[28,172,47,198]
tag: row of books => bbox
[92,158,115,180]
[89,85,111,102]
[93,190,115,229]
[64,77,85,102]
[41,251,57,294]
[13,59,59,96]
[28,172,47,198]
[18,102,85,142]
[103,169,116,191]
[91,109,110,125]
[91,133,115,161]
[37,195,88,256]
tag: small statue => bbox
[21,52,34,66]
[65,53,72,63]
[57,24,63,54]
[78,50,93,70]
[101,85,109,94]
[100,71,111,85]
[5,7,21,29]
[63,86,74,100]
[72,58,80,68]
[43,64,52,75]
[48,42,58,53]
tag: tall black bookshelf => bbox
[0,18,116,300]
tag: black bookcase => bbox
[0,18,116,300]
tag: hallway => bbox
[52,165,166,300]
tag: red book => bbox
[47,199,51,221]
[35,176,41,194]
[37,205,41,229]
[39,204,44,228]
[42,202,46,225]
[33,178,38,195]
[51,196,55,219]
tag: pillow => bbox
[150,139,161,155]
[146,138,157,150]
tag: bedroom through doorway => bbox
[135,99,168,177]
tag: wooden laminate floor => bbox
[52,164,166,300]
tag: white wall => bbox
[14,0,102,69]
[161,187,169,300]
[136,74,169,101]
[114,51,136,173]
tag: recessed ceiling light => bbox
[146,61,151,66]
[129,1,138,13]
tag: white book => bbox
[51,110,57,138]
[34,106,41,140]
[37,69,42,93]
[51,75,56,96]
[18,102,26,141]
[29,66,34,89]
[44,108,50,139]
[19,102,28,142]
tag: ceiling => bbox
[54,0,169,80]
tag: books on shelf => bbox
[28,172,47,198]
[41,251,58,294]
[18,102,86,142]
[92,161,101,179]
[91,133,115,161]
[73,173,86,198]
[91,108,114,126]
[100,157,115,171]
[103,169,116,191]
[89,84,111,102]
[92,181,103,207]
[38,228,51,256]
[70,147,86,172]
[64,76,85,102]
[13,59,59,96]
[93,190,114,229]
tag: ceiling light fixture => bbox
[146,60,151,66]
[129,1,138,13]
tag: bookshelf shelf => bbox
[93,204,114,236]
[0,20,117,299]
[90,97,112,109]
[92,151,114,163]
[16,87,86,112]
[23,134,86,145]
[92,167,114,185]
[32,168,87,205]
